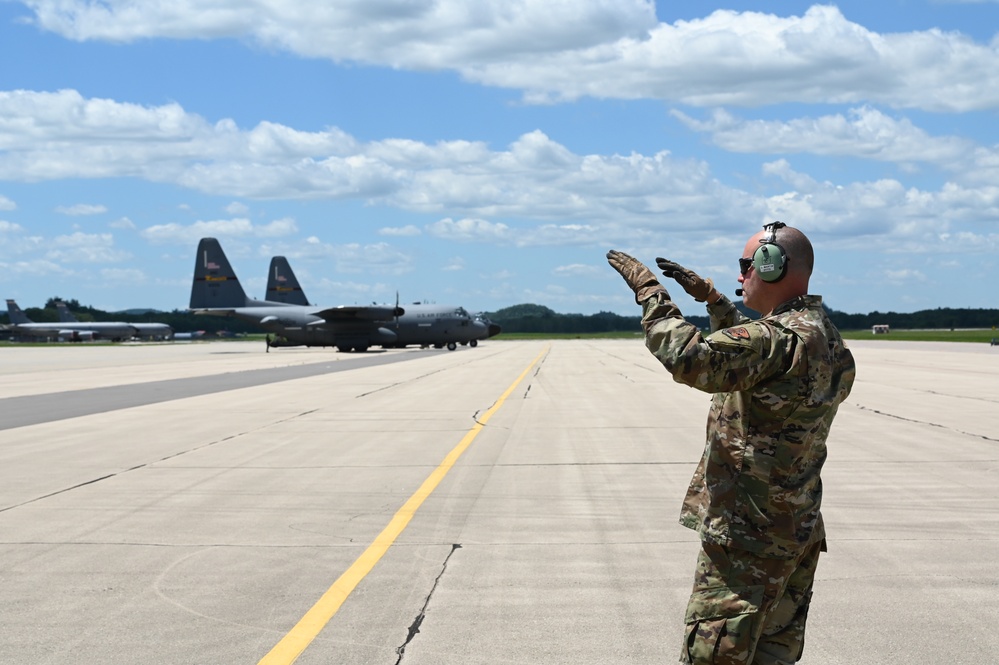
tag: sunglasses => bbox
[739,257,754,276]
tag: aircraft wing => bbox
[314,305,404,323]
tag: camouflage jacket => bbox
[642,292,856,558]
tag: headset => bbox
[752,221,788,283]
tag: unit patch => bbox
[722,327,752,341]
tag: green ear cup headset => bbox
[753,221,788,283]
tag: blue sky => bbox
[1,1,997,317]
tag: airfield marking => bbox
[257,346,549,665]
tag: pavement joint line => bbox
[255,345,549,665]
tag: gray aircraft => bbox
[5,299,137,342]
[190,237,404,352]
[188,237,498,351]
[55,301,173,340]
[260,254,501,351]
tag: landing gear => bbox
[447,342,457,351]
[337,344,370,353]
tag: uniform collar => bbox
[771,294,822,316]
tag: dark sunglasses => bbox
[739,257,754,276]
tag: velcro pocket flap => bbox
[684,585,764,623]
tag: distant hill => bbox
[483,303,999,334]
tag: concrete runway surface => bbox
[0,339,996,664]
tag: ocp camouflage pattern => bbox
[641,292,856,558]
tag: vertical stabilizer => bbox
[189,238,251,309]
[266,256,310,305]
[56,301,78,323]
[5,299,33,324]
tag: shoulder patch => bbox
[706,322,769,355]
[722,327,751,341]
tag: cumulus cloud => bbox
[672,107,976,164]
[553,263,604,277]
[378,225,422,237]
[55,203,108,216]
[0,194,15,210]
[47,231,130,262]
[288,237,414,275]
[17,3,999,112]
[141,217,298,244]
[1,90,998,257]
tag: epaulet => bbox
[705,321,769,354]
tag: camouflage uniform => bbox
[640,291,856,664]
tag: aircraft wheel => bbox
[356,345,369,352]
[337,344,351,353]
[447,342,457,351]
[434,343,444,349]
[469,340,478,347]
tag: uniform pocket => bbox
[682,585,765,664]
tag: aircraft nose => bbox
[487,323,502,338]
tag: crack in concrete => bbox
[395,543,462,664]
[855,404,999,443]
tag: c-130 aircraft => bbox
[189,238,499,352]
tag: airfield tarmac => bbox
[0,338,996,664]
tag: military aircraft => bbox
[259,255,501,351]
[190,238,404,352]
[5,299,137,342]
[55,301,173,340]
[189,238,498,352]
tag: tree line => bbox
[480,303,999,334]
[3,298,997,335]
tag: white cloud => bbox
[109,216,135,230]
[1,91,998,257]
[0,220,24,233]
[225,201,249,215]
[0,194,15,210]
[101,267,146,282]
[18,3,999,112]
[378,225,422,237]
[55,203,108,216]
[426,217,513,242]
[273,238,414,275]
[442,257,465,272]
[672,106,975,164]
[141,217,298,244]
[47,232,129,263]
[553,263,603,277]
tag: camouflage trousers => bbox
[679,538,824,665]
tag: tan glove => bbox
[655,258,715,302]
[607,250,668,303]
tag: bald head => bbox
[774,224,814,278]
[738,223,814,315]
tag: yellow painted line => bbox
[258,345,548,664]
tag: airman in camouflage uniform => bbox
[607,223,855,664]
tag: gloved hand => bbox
[607,250,668,303]
[655,258,715,302]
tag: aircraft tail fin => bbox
[55,301,78,323]
[5,299,33,324]
[266,256,310,305]
[189,238,251,309]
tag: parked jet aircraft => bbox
[190,238,403,352]
[265,256,310,306]
[260,255,501,350]
[55,301,173,340]
[5,299,137,341]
